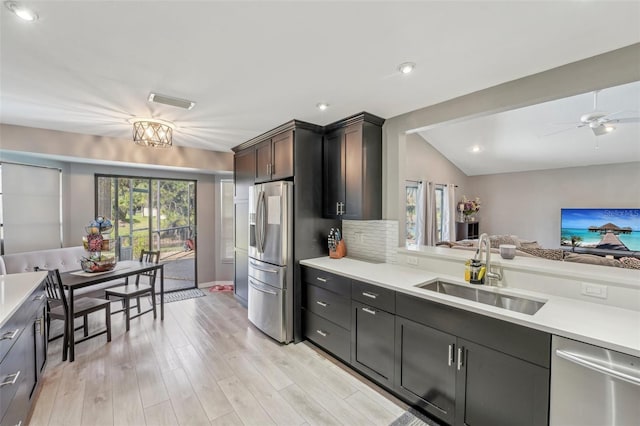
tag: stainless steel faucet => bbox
[475,233,502,285]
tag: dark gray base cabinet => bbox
[234,249,248,306]
[351,301,395,388]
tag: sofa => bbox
[0,246,125,297]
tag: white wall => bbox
[383,43,640,245]
[468,162,640,248]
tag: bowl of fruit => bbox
[85,216,113,235]
[80,255,117,273]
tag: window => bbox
[220,179,234,262]
[405,183,418,245]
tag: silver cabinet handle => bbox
[270,163,274,175]
[33,294,45,301]
[36,317,44,336]
[316,330,327,337]
[362,292,377,299]
[316,301,328,307]
[340,202,345,215]
[457,347,464,371]
[336,202,340,216]
[316,277,327,283]
[1,329,20,340]
[0,371,20,387]
[362,307,376,315]
[448,344,454,367]
[556,349,640,387]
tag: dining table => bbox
[59,260,165,362]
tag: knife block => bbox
[330,240,346,259]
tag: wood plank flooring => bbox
[29,292,407,426]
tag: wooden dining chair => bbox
[105,250,160,331]
[42,269,112,361]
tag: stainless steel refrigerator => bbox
[247,181,293,343]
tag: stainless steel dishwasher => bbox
[550,335,640,426]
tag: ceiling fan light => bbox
[5,1,38,21]
[604,125,615,133]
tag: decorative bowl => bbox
[80,256,117,273]
[85,225,112,235]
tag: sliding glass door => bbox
[96,174,196,291]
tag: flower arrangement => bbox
[459,196,481,216]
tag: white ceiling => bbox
[417,80,640,176]
[1,1,639,154]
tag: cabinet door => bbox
[34,304,47,380]
[395,316,456,425]
[255,139,272,183]
[342,124,363,219]
[234,249,248,305]
[455,339,549,426]
[271,130,294,180]
[323,128,345,218]
[234,148,256,200]
[351,301,395,387]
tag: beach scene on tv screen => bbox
[561,208,640,252]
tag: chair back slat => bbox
[137,250,160,285]
[39,268,68,313]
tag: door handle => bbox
[556,349,640,386]
[1,329,19,340]
[316,301,328,307]
[249,279,277,295]
[33,294,45,301]
[0,371,20,387]
[457,347,464,371]
[315,277,327,283]
[336,202,340,216]
[361,292,378,299]
[448,344,455,367]
[249,260,278,274]
[270,163,274,175]
[361,307,376,315]
[316,330,327,337]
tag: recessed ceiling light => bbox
[471,145,482,153]
[398,62,416,74]
[604,125,615,133]
[316,103,329,111]
[5,1,38,22]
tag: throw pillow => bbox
[519,247,565,261]
[490,234,521,249]
[620,257,640,270]
[563,253,622,268]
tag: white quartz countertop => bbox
[300,256,640,357]
[0,272,47,328]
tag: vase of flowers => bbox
[459,196,481,222]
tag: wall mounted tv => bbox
[561,208,640,253]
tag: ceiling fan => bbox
[548,90,640,136]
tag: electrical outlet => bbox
[354,232,364,243]
[581,282,608,299]
[406,256,418,265]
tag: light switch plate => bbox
[406,256,418,265]
[581,282,608,299]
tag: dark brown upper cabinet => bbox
[255,130,294,183]
[323,112,384,220]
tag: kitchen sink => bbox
[417,281,546,315]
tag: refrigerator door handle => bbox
[255,190,265,253]
[259,190,267,253]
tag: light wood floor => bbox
[29,291,407,426]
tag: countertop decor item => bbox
[329,227,346,259]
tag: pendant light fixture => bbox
[129,118,175,148]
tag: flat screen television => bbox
[561,208,640,252]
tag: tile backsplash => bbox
[342,220,399,263]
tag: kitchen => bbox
[1,2,640,426]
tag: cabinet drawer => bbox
[304,284,350,330]
[304,310,350,362]
[351,280,395,313]
[301,266,351,298]
[0,327,28,422]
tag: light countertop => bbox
[0,272,47,328]
[300,256,640,357]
